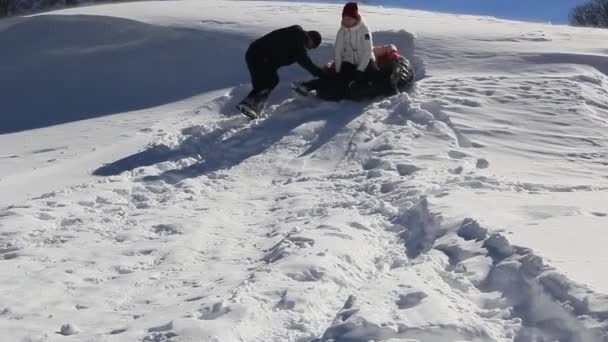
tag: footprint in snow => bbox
[61,217,83,227]
[448,150,469,159]
[197,302,231,320]
[2,252,19,260]
[363,158,392,171]
[262,235,315,263]
[148,321,173,333]
[143,332,178,342]
[476,158,490,169]
[275,290,296,310]
[323,232,353,240]
[448,166,464,175]
[152,223,183,236]
[114,265,135,275]
[78,200,96,208]
[37,212,55,220]
[396,291,428,309]
[396,163,419,176]
[109,328,127,335]
[348,222,371,231]
[59,323,80,336]
[32,147,67,155]
[287,268,325,282]
[185,295,205,302]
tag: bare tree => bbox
[0,0,83,17]
[0,0,9,17]
[598,0,608,25]
[571,0,608,28]
[571,4,598,26]
[0,0,33,17]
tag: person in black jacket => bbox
[237,25,325,118]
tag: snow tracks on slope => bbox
[2,30,608,342]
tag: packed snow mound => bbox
[0,14,251,134]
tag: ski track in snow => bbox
[2,1,608,341]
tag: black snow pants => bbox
[245,46,279,103]
[303,60,382,100]
[307,61,380,87]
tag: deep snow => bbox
[1,1,608,341]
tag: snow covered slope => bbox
[1,1,608,341]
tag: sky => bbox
[330,0,590,23]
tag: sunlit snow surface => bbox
[1,1,608,341]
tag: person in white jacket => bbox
[293,2,381,97]
[334,2,378,84]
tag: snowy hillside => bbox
[1,1,608,341]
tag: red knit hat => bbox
[342,2,360,20]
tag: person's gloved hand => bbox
[319,69,331,79]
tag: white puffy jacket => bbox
[334,18,375,73]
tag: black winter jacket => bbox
[249,25,324,77]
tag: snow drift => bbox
[0,15,250,133]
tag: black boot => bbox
[237,88,271,119]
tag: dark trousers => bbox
[304,60,381,91]
[245,46,279,103]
